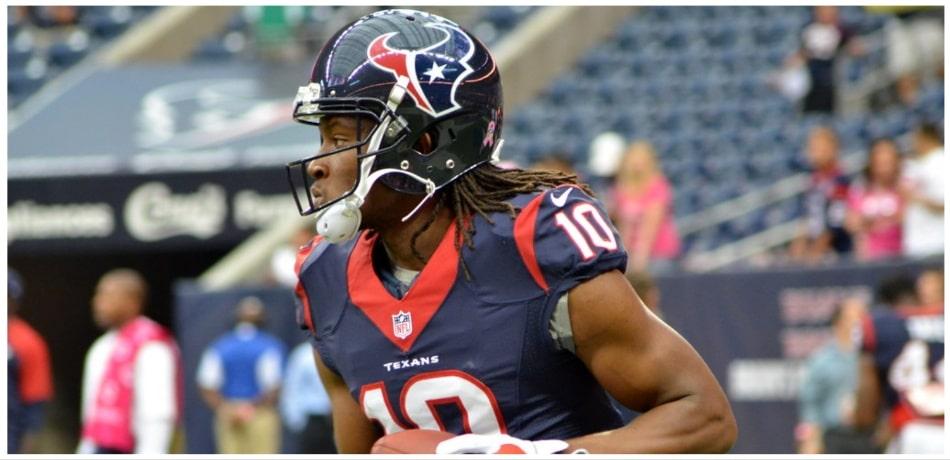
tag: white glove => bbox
[436,433,571,454]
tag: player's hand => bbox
[435,434,571,454]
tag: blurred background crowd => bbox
[7,5,944,454]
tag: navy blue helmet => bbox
[287,8,503,217]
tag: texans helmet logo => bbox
[367,22,475,117]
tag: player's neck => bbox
[377,205,454,271]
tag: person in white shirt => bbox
[900,123,945,257]
[77,269,179,454]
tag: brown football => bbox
[371,429,457,454]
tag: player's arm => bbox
[313,349,380,453]
[564,270,737,453]
[854,353,881,429]
[854,311,882,429]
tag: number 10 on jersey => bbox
[554,202,618,260]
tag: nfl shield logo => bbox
[392,311,412,339]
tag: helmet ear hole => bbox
[413,129,440,156]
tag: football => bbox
[371,429,457,454]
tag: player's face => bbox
[306,116,375,209]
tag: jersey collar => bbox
[347,221,459,352]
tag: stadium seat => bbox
[47,30,91,69]
[7,7,160,110]
[82,6,133,39]
[8,58,48,100]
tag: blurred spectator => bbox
[790,126,852,264]
[797,298,876,454]
[587,131,626,198]
[914,267,943,308]
[873,274,919,310]
[7,269,53,454]
[78,269,180,454]
[768,58,810,105]
[899,123,944,258]
[531,153,577,177]
[626,270,662,319]
[869,6,944,83]
[197,297,285,454]
[610,140,681,273]
[280,341,335,453]
[868,72,923,112]
[270,226,315,289]
[844,138,904,261]
[18,6,80,28]
[856,271,944,453]
[790,6,864,114]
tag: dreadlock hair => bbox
[408,163,594,278]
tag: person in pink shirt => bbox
[610,141,681,272]
[845,138,904,261]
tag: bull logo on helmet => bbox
[367,22,475,117]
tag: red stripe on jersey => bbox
[294,235,323,333]
[896,305,944,318]
[889,399,917,432]
[514,193,549,293]
[348,222,459,352]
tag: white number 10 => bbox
[554,203,618,260]
[360,370,506,435]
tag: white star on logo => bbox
[423,62,447,83]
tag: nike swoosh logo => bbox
[550,188,572,207]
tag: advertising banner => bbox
[8,168,300,254]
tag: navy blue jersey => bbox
[295,186,627,440]
[862,306,944,430]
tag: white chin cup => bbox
[315,197,362,244]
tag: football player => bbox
[286,9,736,454]
[855,268,944,454]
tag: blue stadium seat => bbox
[8,59,48,100]
[48,31,91,68]
[8,18,21,38]
[82,6,133,39]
